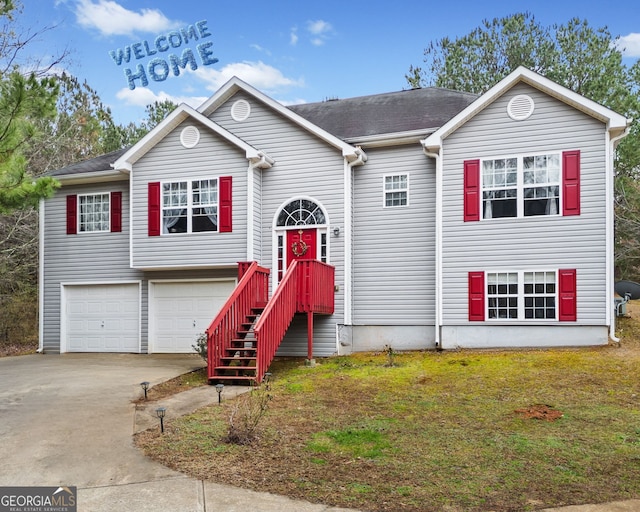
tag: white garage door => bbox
[150,280,236,353]
[64,283,140,352]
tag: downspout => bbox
[343,147,367,329]
[423,148,442,349]
[38,198,45,353]
[247,152,275,262]
[608,123,632,343]
[246,163,255,261]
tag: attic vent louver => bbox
[231,99,251,121]
[507,95,535,121]
[180,126,200,148]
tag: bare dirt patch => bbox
[514,404,563,421]
[133,367,207,403]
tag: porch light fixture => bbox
[333,226,340,236]
[156,407,166,433]
[140,381,150,400]
[215,383,224,403]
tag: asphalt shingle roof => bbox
[49,86,478,177]
[289,87,478,139]
[48,147,130,177]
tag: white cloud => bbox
[305,20,333,46]
[250,44,272,56]
[195,61,304,93]
[618,33,640,57]
[307,20,332,36]
[290,28,299,46]
[115,87,206,110]
[74,0,180,37]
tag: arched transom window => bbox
[277,199,326,226]
[274,198,329,283]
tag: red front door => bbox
[287,228,316,267]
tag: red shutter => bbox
[148,182,161,236]
[468,271,485,321]
[110,191,122,233]
[66,195,77,235]
[219,176,232,233]
[562,150,580,216]
[464,160,480,222]
[558,269,577,321]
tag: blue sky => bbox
[18,0,640,125]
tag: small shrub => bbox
[224,382,272,445]
[382,344,395,367]
[192,332,207,362]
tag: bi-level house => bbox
[40,67,630,383]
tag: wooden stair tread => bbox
[214,366,257,371]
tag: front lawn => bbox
[136,314,640,512]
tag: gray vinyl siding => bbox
[353,145,436,326]
[130,119,249,269]
[42,181,143,353]
[441,83,608,325]
[210,92,347,356]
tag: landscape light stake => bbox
[215,383,224,403]
[156,407,166,433]
[140,381,150,400]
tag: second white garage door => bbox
[149,280,237,353]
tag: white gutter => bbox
[422,147,442,348]
[608,122,632,343]
[345,128,438,148]
[343,147,367,327]
[38,199,45,353]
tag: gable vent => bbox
[507,94,535,121]
[231,99,251,122]
[180,126,200,148]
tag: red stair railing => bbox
[206,262,270,380]
[253,260,299,383]
[252,260,335,382]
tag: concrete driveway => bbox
[0,354,355,512]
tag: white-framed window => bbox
[79,193,110,232]
[383,174,409,207]
[162,178,218,234]
[487,270,557,320]
[482,153,560,219]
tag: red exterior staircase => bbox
[206,260,335,384]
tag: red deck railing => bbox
[206,262,270,380]
[296,260,335,314]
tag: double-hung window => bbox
[79,193,110,232]
[487,271,556,320]
[162,179,218,234]
[469,269,577,322]
[482,154,560,219]
[384,174,409,207]
[464,150,578,221]
[66,191,122,235]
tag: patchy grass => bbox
[136,309,640,512]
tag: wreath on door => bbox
[291,240,309,257]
